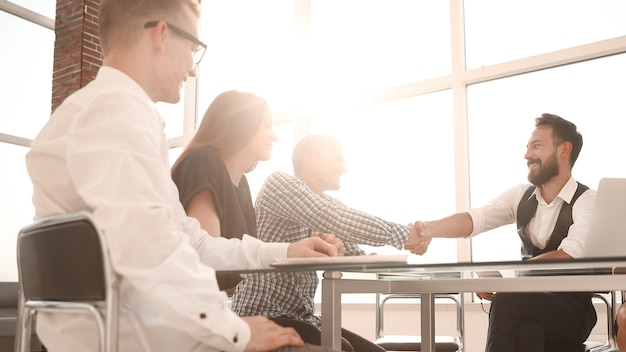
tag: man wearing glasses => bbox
[144,20,207,65]
[25,1,341,351]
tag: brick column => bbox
[52,0,102,112]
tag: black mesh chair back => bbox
[15,211,119,352]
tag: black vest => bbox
[516,182,589,260]
[515,183,597,301]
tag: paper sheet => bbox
[271,254,409,267]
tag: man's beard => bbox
[528,153,559,187]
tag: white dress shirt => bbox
[466,177,596,258]
[25,66,289,352]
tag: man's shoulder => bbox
[576,186,596,203]
[265,171,298,184]
[58,72,151,119]
[259,172,311,198]
[505,183,535,198]
[560,177,595,203]
[483,183,535,207]
[257,172,294,195]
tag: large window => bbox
[0,10,54,139]
[468,53,626,262]
[0,3,54,281]
[309,0,451,94]
[0,143,31,280]
[197,0,297,114]
[464,0,626,262]
[2,0,626,282]
[4,0,55,18]
[196,0,456,263]
[310,91,457,263]
[464,0,626,69]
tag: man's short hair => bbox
[535,113,583,167]
[98,0,201,55]
[292,135,340,174]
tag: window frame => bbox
[3,0,626,280]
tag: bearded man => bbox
[407,113,597,352]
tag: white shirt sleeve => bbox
[557,189,596,258]
[466,185,526,236]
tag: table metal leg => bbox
[420,292,435,352]
[321,271,343,350]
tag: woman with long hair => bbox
[171,90,277,290]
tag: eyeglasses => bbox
[144,21,207,64]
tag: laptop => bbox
[582,178,626,258]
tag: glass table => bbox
[255,256,626,352]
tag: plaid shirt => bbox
[231,171,409,326]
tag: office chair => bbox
[15,211,119,352]
[374,292,464,352]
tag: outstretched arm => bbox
[404,212,474,255]
[421,212,474,238]
[258,172,409,249]
[404,214,472,253]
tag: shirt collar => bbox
[532,176,578,204]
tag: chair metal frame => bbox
[1,282,45,351]
[374,291,617,352]
[15,211,119,352]
[374,292,465,352]
[585,292,618,352]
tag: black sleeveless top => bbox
[172,147,256,292]
[172,147,256,238]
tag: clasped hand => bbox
[286,232,347,258]
[404,221,432,255]
[312,232,347,256]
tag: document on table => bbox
[271,254,409,267]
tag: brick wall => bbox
[52,0,102,112]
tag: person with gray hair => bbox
[232,134,429,352]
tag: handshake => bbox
[404,221,432,255]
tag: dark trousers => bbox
[270,317,386,352]
[485,292,597,352]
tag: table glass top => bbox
[223,256,626,276]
